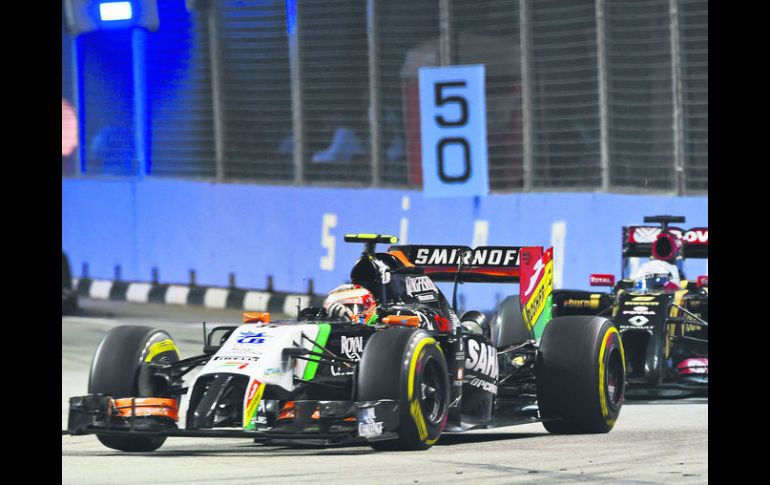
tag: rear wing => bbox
[622,226,708,259]
[387,245,523,283]
[389,244,554,339]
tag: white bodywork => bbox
[186,322,326,428]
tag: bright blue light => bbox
[99,2,133,22]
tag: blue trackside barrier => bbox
[62,179,707,311]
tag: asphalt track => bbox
[62,299,708,484]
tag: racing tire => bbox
[536,316,625,434]
[89,325,180,452]
[357,327,449,451]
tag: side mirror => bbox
[590,274,615,287]
[203,326,237,354]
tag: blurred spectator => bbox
[276,134,293,157]
[384,107,406,161]
[311,126,365,163]
[87,124,135,175]
[62,98,78,175]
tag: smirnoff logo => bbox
[412,247,520,267]
[590,274,615,286]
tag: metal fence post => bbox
[71,35,84,177]
[439,0,453,66]
[72,36,88,177]
[132,28,148,177]
[519,0,533,192]
[207,5,225,181]
[367,0,381,186]
[287,0,304,184]
[596,0,610,192]
[669,0,685,195]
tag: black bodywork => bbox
[553,216,708,396]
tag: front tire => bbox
[357,327,449,450]
[89,325,180,452]
[536,316,625,434]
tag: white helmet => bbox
[323,284,377,323]
[632,260,681,292]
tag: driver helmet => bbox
[631,259,681,293]
[323,284,378,324]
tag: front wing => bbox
[68,394,401,445]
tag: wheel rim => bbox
[605,347,625,409]
[420,355,447,424]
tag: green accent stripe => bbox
[365,312,378,326]
[302,323,331,381]
[531,294,553,341]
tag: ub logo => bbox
[237,332,266,344]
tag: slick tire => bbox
[357,327,449,451]
[89,325,180,452]
[536,316,625,434]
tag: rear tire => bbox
[89,325,180,452]
[357,327,449,450]
[536,316,625,434]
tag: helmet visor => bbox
[634,273,672,293]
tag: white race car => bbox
[68,234,625,452]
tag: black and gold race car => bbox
[68,234,625,452]
[553,216,708,397]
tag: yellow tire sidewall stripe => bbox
[598,326,624,421]
[145,339,179,363]
[407,337,437,401]
[407,337,440,444]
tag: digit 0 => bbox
[437,138,471,183]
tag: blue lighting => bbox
[99,2,133,22]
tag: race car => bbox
[553,216,708,397]
[68,234,625,452]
